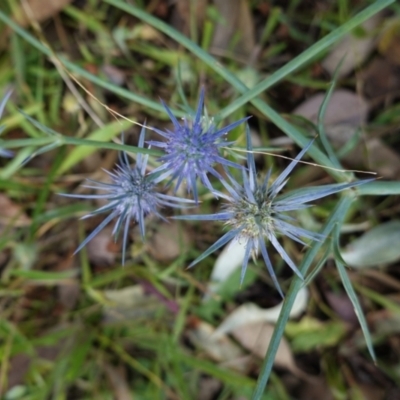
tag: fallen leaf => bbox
[170,0,208,38]
[341,221,400,268]
[214,287,308,337]
[14,0,73,26]
[102,285,176,323]
[0,194,31,229]
[103,285,146,308]
[12,243,38,271]
[361,57,400,104]
[293,89,368,129]
[103,364,132,400]
[293,89,400,178]
[357,138,400,178]
[325,291,358,324]
[101,65,126,86]
[147,222,191,262]
[231,321,304,376]
[210,238,248,285]
[210,0,256,62]
[196,376,222,400]
[187,319,250,372]
[57,280,80,310]
[86,227,118,265]
[5,331,67,393]
[322,13,383,77]
[353,384,385,400]
[299,378,334,400]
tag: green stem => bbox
[251,195,353,399]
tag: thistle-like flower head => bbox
[0,90,13,158]
[63,127,193,264]
[148,88,248,202]
[175,126,370,297]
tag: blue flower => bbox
[148,88,249,202]
[0,90,13,158]
[62,127,193,264]
[175,126,371,297]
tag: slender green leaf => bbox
[358,181,400,196]
[317,58,345,168]
[252,195,353,399]
[303,246,331,287]
[335,260,376,361]
[58,119,133,173]
[10,269,78,281]
[332,222,375,361]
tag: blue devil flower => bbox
[63,127,193,264]
[0,90,13,158]
[175,126,371,297]
[148,88,248,202]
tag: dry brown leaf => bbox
[5,335,66,393]
[14,0,73,26]
[214,289,309,336]
[355,384,386,400]
[322,13,383,77]
[170,0,208,38]
[147,222,191,262]
[0,194,31,232]
[102,285,177,323]
[86,227,118,265]
[361,57,400,103]
[231,322,293,367]
[101,65,126,87]
[298,378,334,400]
[55,256,80,310]
[187,320,251,373]
[293,89,369,129]
[231,321,312,380]
[325,291,358,325]
[210,0,256,62]
[103,364,132,400]
[293,89,400,178]
[196,376,222,400]
[356,136,398,178]
[57,280,80,310]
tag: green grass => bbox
[0,1,399,399]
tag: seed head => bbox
[175,126,371,297]
[63,127,193,264]
[148,88,248,202]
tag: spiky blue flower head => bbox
[175,126,371,297]
[148,88,249,202]
[0,90,13,158]
[63,127,193,264]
